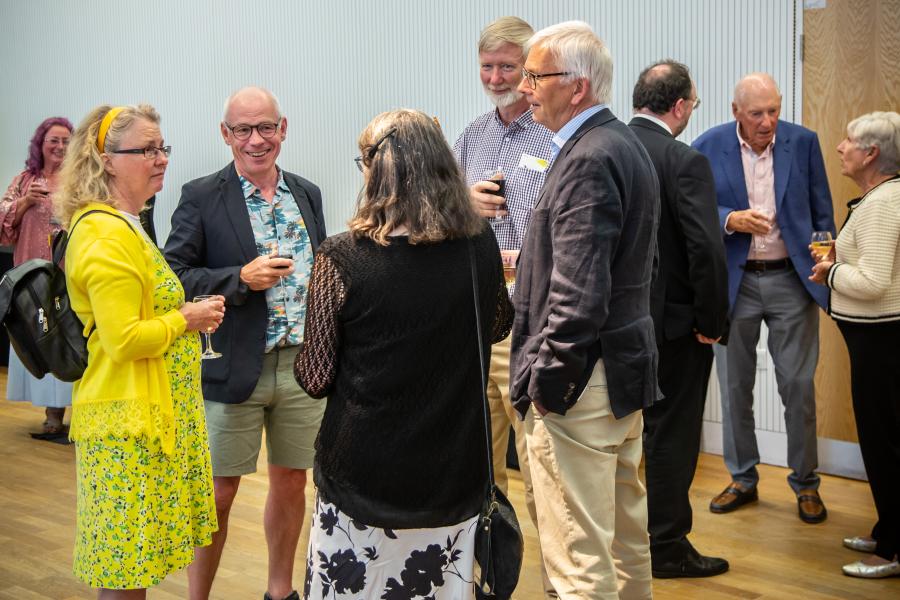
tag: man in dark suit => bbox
[629,60,729,579]
[164,86,326,600]
[511,21,660,598]
[693,73,834,524]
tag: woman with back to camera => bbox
[1,117,74,435]
[810,111,900,579]
[56,104,225,598]
[294,109,514,599]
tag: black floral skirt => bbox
[304,494,477,599]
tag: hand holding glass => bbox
[811,231,834,261]
[753,208,774,251]
[193,295,222,359]
[482,169,506,220]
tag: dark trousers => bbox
[644,334,714,562]
[837,319,900,560]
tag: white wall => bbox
[7,0,852,474]
[1,0,799,242]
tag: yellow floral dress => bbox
[73,242,217,589]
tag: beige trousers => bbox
[487,336,557,597]
[525,360,651,600]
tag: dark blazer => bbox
[164,162,326,404]
[629,117,728,343]
[510,108,661,419]
[692,120,834,310]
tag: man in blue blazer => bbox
[692,73,834,524]
[165,87,326,600]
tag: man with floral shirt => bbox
[165,86,326,600]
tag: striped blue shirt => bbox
[550,104,609,159]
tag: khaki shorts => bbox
[204,347,325,476]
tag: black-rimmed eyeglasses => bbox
[354,127,397,172]
[110,145,172,160]
[521,68,573,89]
[224,121,281,140]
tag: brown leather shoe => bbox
[709,482,758,513]
[797,489,827,523]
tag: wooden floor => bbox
[1,376,898,598]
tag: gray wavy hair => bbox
[847,111,900,174]
[526,20,613,104]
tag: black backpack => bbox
[0,210,132,382]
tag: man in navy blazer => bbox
[692,73,834,524]
[165,87,326,600]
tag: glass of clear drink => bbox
[193,295,222,359]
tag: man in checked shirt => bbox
[453,15,556,596]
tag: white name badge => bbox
[518,153,550,172]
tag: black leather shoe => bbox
[264,591,300,600]
[652,554,730,578]
[709,482,758,513]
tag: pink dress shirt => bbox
[736,124,788,260]
[0,170,62,266]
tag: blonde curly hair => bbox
[54,104,160,226]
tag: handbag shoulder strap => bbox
[467,239,496,490]
[51,209,136,265]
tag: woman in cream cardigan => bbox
[810,110,900,579]
[56,104,225,597]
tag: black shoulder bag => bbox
[468,241,524,600]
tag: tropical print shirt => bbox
[241,169,314,351]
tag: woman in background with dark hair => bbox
[1,116,74,436]
[295,109,513,598]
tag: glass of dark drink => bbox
[482,169,507,220]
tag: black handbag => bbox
[468,241,524,600]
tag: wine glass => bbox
[811,231,834,262]
[193,295,222,359]
[754,207,774,251]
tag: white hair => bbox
[526,20,613,104]
[222,86,282,123]
[848,111,900,174]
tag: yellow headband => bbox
[96,106,126,153]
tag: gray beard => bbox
[485,88,524,109]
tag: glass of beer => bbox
[482,169,506,221]
[500,249,519,287]
[811,231,834,261]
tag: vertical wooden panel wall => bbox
[803,0,900,442]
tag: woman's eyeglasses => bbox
[110,145,172,160]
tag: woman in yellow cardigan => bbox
[55,104,226,598]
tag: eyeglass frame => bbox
[109,145,172,160]
[521,67,574,89]
[223,120,283,141]
[354,127,398,172]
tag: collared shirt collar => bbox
[551,103,608,158]
[632,113,673,135]
[239,167,289,199]
[736,121,775,157]
[492,106,538,131]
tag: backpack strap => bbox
[52,209,136,265]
